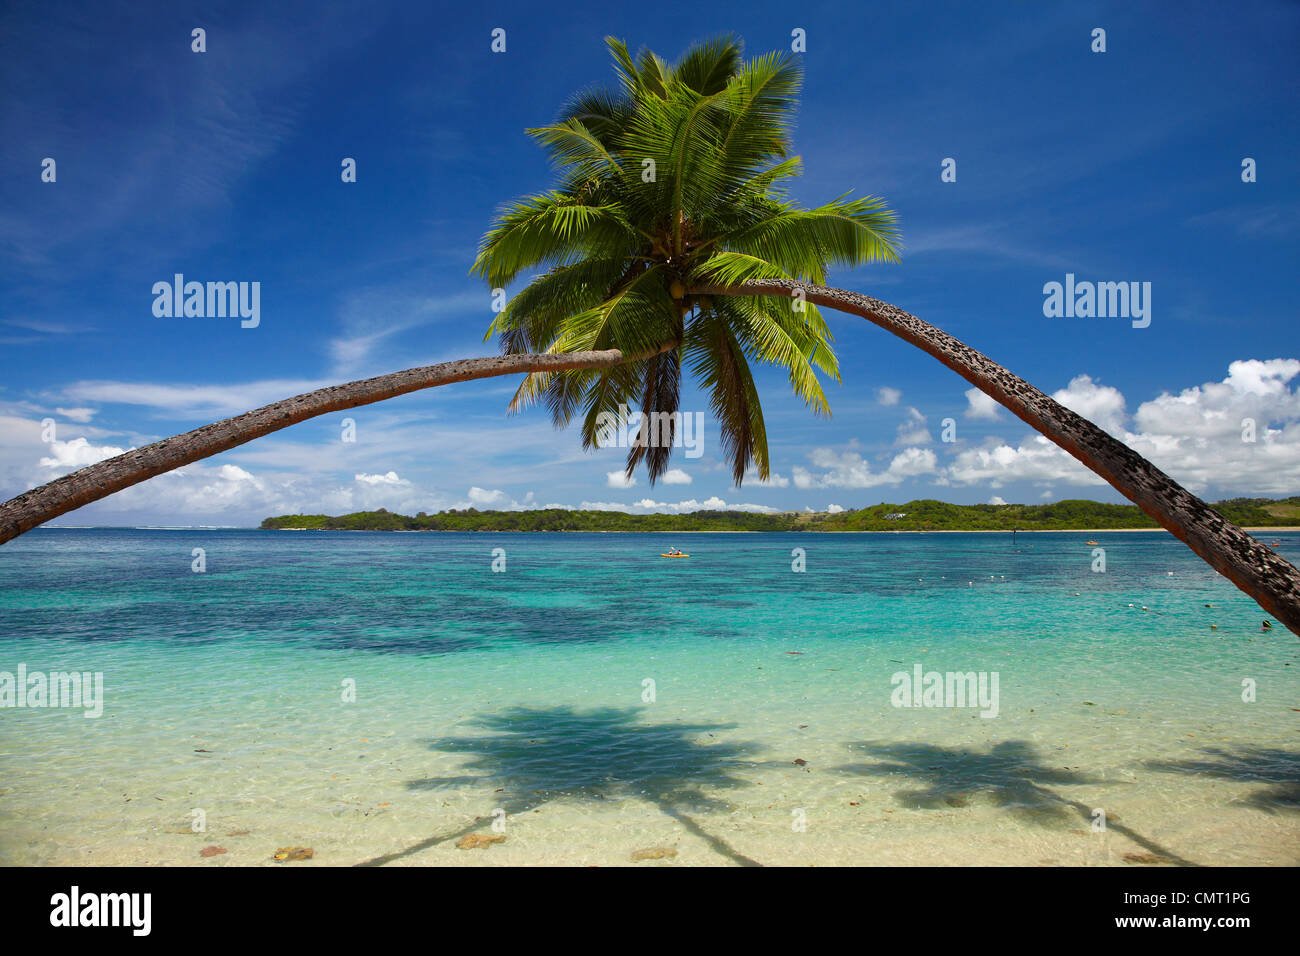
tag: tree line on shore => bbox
[260,497,1300,533]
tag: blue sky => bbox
[1,0,1297,525]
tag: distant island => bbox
[261,497,1300,533]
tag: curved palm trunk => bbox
[0,349,649,545]
[2,286,1297,636]
[694,278,1300,636]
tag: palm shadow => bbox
[838,739,1199,866]
[356,705,763,866]
[1144,746,1300,813]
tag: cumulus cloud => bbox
[467,486,508,506]
[1133,359,1299,438]
[743,466,791,487]
[1121,359,1300,493]
[661,468,692,485]
[794,446,938,489]
[947,435,1104,489]
[39,437,127,471]
[1052,374,1127,435]
[876,386,902,406]
[355,471,408,486]
[988,495,1008,505]
[949,361,1300,494]
[463,487,541,510]
[827,503,845,513]
[606,470,636,489]
[896,407,932,445]
[964,388,1001,421]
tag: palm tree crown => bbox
[472,35,901,483]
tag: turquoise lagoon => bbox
[0,528,1296,866]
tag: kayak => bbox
[660,553,690,558]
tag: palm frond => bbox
[474,34,902,486]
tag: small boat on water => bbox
[660,551,690,558]
[1085,540,1100,546]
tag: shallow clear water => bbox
[1,528,1297,866]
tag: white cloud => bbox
[1052,374,1127,435]
[1133,359,1300,438]
[467,486,508,506]
[876,386,902,406]
[827,503,844,513]
[743,466,790,487]
[947,435,1104,489]
[988,495,1008,505]
[53,407,96,423]
[606,470,636,489]
[964,388,1002,421]
[39,437,127,471]
[355,471,408,486]
[461,487,541,510]
[794,446,938,489]
[58,378,325,418]
[896,407,932,445]
[1121,359,1300,493]
[328,288,485,375]
[949,361,1300,495]
[661,468,692,485]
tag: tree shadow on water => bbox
[838,739,1200,866]
[1145,747,1300,814]
[356,705,763,866]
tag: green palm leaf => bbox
[474,35,902,485]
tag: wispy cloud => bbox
[55,378,327,419]
[328,286,488,375]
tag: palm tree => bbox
[471,36,897,484]
[1,36,1297,636]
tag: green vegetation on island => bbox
[261,497,1300,533]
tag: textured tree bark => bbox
[694,278,1300,637]
[0,349,646,545]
